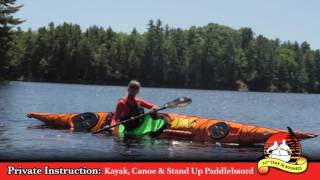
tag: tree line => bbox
[2,1,320,93]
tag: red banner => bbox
[0,162,319,180]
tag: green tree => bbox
[6,27,24,78]
[185,26,204,88]
[164,28,187,87]
[239,27,256,83]
[20,29,35,80]
[0,0,24,80]
[274,47,297,91]
[251,35,275,90]
[141,19,165,85]
[304,51,316,92]
[125,28,143,80]
[314,50,320,91]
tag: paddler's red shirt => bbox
[111,96,157,125]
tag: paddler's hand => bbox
[103,125,114,132]
[151,106,159,110]
[150,106,159,119]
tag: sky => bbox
[15,0,320,49]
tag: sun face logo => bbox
[258,128,308,174]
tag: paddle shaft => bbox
[92,106,166,134]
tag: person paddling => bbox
[111,80,159,131]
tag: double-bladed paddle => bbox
[92,97,192,134]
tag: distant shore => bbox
[4,80,314,95]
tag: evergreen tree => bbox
[141,19,165,85]
[0,0,24,80]
[314,50,320,91]
[185,26,204,88]
[274,47,297,91]
[125,28,143,80]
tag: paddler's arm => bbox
[137,98,158,110]
[111,100,125,125]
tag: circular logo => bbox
[263,132,301,163]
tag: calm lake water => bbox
[0,81,319,161]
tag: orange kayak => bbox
[27,112,318,145]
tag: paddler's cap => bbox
[128,80,141,89]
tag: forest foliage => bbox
[2,1,320,93]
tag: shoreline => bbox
[3,80,314,95]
